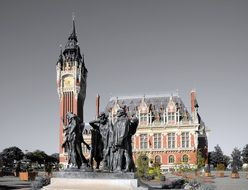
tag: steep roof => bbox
[105,94,191,119]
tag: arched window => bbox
[182,155,189,163]
[155,155,161,164]
[168,155,174,164]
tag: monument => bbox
[45,18,140,190]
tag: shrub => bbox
[216,163,225,171]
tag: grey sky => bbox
[0,0,247,155]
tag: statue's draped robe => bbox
[113,116,129,171]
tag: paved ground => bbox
[0,176,32,189]
[207,171,248,190]
[0,171,247,190]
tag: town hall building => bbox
[56,19,208,170]
[104,91,208,172]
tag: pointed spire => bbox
[69,13,77,42]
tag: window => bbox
[155,155,161,164]
[168,112,175,122]
[140,113,147,122]
[182,155,189,163]
[182,132,189,148]
[168,133,175,148]
[154,133,161,149]
[140,134,147,149]
[168,155,174,163]
[163,112,167,124]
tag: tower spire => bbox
[72,13,76,39]
[63,15,80,58]
[69,13,77,41]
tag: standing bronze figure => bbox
[62,112,90,169]
[89,112,113,171]
[112,108,139,172]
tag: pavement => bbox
[0,171,248,190]
[0,176,32,190]
[207,171,248,190]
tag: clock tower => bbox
[56,18,87,165]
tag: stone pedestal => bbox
[43,171,140,190]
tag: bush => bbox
[216,163,225,171]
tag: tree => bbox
[48,153,59,164]
[241,144,248,164]
[0,146,24,168]
[210,144,228,168]
[197,150,205,169]
[223,155,230,167]
[137,154,149,178]
[28,150,48,166]
[231,147,242,172]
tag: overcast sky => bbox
[0,0,248,155]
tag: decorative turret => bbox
[56,45,63,67]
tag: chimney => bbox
[96,94,100,118]
[190,90,196,113]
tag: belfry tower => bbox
[56,18,87,164]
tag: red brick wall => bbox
[177,134,180,148]
[163,134,167,148]
[191,133,195,147]
[133,151,197,166]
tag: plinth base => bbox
[43,171,141,190]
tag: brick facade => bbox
[105,92,208,171]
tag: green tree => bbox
[223,155,230,167]
[0,147,24,168]
[231,147,242,172]
[48,153,59,164]
[241,144,248,164]
[210,144,227,167]
[28,150,48,167]
[197,150,205,169]
[136,154,149,178]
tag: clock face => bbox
[63,76,74,88]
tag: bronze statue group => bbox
[62,108,139,173]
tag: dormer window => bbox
[168,112,175,122]
[138,97,148,125]
[166,97,177,125]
